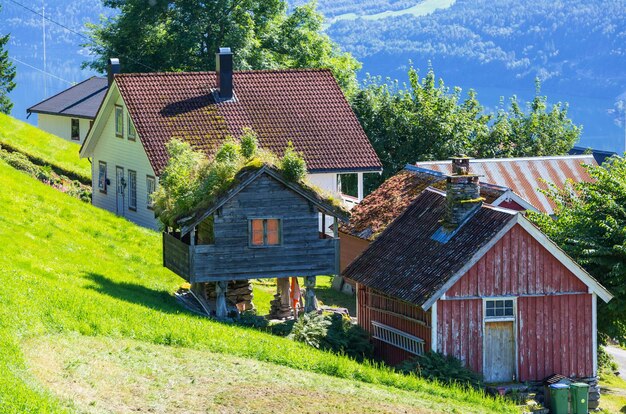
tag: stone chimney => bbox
[107,58,121,86]
[444,155,483,229]
[216,47,233,100]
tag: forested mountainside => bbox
[2,0,625,151]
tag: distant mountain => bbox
[3,0,625,152]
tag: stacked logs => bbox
[204,280,254,311]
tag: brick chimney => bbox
[216,47,233,100]
[444,155,483,228]
[107,58,121,86]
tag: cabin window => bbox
[71,118,80,141]
[128,170,137,210]
[98,161,107,193]
[127,114,136,141]
[485,299,514,318]
[249,218,281,247]
[115,105,124,137]
[146,175,156,209]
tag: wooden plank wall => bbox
[437,224,593,380]
[163,232,191,280]
[339,232,370,272]
[518,294,592,380]
[357,285,431,365]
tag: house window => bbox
[71,118,80,141]
[127,114,136,141]
[98,161,107,193]
[128,170,137,210]
[485,299,514,318]
[146,175,156,209]
[249,218,281,247]
[115,105,124,137]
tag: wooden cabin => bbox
[343,157,612,384]
[163,164,347,317]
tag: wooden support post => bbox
[215,280,228,318]
[270,278,292,319]
[304,276,318,313]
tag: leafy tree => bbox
[0,9,16,115]
[352,67,580,190]
[529,157,626,340]
[84,0,359,94]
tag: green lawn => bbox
[0,160,516,413]
[0,113,91,182]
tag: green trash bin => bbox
[570,382,589,414]
[549,383,570,414]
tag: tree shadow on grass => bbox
[83,272,182,314]
[315,283,356,317]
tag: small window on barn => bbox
[71,118,80,140]
[115,105,124,137]
[98,161,107,193]
[249,218,282,247]
[485,299,514,318]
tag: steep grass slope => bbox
[0,113,91,182]
[0,160,516,413]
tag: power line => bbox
[5,0,158,72]
[9,56,75,85]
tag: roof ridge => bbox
[115,68,332,78]
[415,154,595,165]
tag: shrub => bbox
[321,313,373,361]
[215,138,242,163]
[0,150,39,176]
[398,351,484,389]
[280,142,307,182]
[236,311,269,330]
[598,345,618,373]
[288,312,331,348]
[240,128,258,159]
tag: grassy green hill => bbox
[0,159,516,413]
[0,113,91,182]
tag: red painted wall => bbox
[357,285,432,365]
[438,224,593,381]
[496,200,526,211]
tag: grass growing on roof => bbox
[154,130,345,229]
[0,113,91,182]
[0,159,517,413]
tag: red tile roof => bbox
[415,155,597,215]
[114,69,382,175]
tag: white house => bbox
[80,52,382,230]
[27,77,108,144]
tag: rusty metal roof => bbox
[415,155,597,215]
[343,189,516,307]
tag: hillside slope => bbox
[0,160,516,413]
[0,113,91,182]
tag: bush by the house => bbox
[288,312,331,349]
[398,351,484,389]
[280,142,307,182]
[321,312,373,361]
[239,128,258,159]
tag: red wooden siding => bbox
[446,224,588,297]
[357,284,431,365]
[497,200,526,211]
[437,224,594,381]
[438,299,483,373]
[518,294,593,380]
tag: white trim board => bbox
[422,214,613,310]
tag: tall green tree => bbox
[529,157,626,340]
[0,7,17,115]
[84,0,359,94]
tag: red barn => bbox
[343,157,612,383]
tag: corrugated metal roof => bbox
[343,189,516,307]
[27,77,107,119]
[415,155,597,215]
[113,69,382,175]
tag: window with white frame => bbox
[485,299,514,318]
[115,106,124,137]
[128,170,137,210]
[146,175,156,209]
[127,114,136,140]
[71,118,80,140]
[98,161,107,193]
